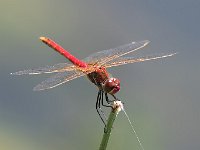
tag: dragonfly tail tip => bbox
[39,36,46,41]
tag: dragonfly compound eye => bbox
[102,78,120,95]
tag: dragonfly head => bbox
[102,78,120,95]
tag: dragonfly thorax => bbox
[102,77,120,95]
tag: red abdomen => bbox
[40,37,87,68]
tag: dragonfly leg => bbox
[105,93,123,106]
[99,91,109,120]
[99,91,114,133]
[101,91,112,107]
[105,93,117,103]
[96,90,121,132]
[96,90,106,126]
[111,93,122,102]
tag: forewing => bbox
[11,63,76,75]
[105,53,176,68]
[83,40,149,65]
[33,71,85,91]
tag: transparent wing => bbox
[11,63,76,75]
[104,53,176,68]
[83,40,149,65]
[33,71,85,91]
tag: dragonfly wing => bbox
[83,40,149,65]
[11,63,76,75]
[33,71,85,91]
[105,53,176,68]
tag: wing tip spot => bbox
[10,72,21,75]
[143,40,150,45]
[131,40,150,46]
[33,85,44,91]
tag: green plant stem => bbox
[99,101,122,150]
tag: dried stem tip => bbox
[112,100,124,114]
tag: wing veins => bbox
[33,71,85,91]
[11,63,76,75]
[83,40,149,65]
[105,53,176,68]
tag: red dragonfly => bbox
[12,37,175,124]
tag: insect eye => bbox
[102,78,120,94]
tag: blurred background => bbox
[1,0,200,150]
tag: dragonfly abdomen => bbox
[40,37,88,68]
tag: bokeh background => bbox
[1,0,199,150]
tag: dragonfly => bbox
[12,37,176,124]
